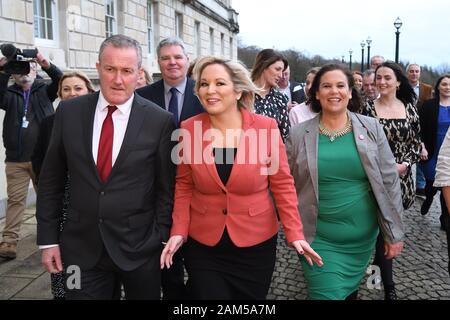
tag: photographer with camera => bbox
[0,46,62,259]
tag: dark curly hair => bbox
[434,74,450,98]
[375,61,416,105]
[308,63,362,113]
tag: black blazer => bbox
[31,114,55,183]
[419,98,440,161]
[136,78,204,125]
[290,81,306,104]
[36,92,176,271]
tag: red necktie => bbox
[97,105,117,182]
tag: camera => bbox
[0,44,38,75]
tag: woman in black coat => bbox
[32,71,94,299]
[419,74,450,231]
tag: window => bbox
[229,37,233,59]
[34,0,58,44]
[220,33,225,56]
[194,21,201,56]
[147,0,154,55]
[175,12,183,39]
[209,28,214,55]
[105,0,117,38]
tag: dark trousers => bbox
[161,248,186,300]
[65,247,160,300]
[373,232,395,290]
[446,215,450,276]
[425,179,449,221]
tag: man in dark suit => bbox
[407,63,433,197]
[36,35,175,299]
[278,66,305,110]
[136,37,203,300]
[137,37,203,127]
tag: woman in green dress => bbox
[286,64,405,300]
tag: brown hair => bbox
[250,49,288,83]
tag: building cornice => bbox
[182,0,239,33]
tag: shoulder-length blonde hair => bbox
[193,56,258,111]
[58,70,95,98]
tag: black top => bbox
[213,148,237,186]
[419,98,440,161]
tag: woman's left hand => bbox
[292,240,323,267]
[397,163,408,178]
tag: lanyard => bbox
[23,89,31,118]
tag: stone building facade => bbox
[0,0,239,77]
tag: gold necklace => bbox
[319,113,353,142]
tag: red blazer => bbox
[170,108,304,247]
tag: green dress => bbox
[301,132,379,300]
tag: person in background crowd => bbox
[433,126,450,276]
[287,63,404,300]
[289,67,320,126]
[251,49,290,142]
[419,74,450,232]
[0,51,62,260]
[370,55,385,70]
[361,61,420,300]
[407,63,433,198]
[32,70,95,299]
[352,70,363,92]
[278,65,305,110]
[362,69,378,101]
[136,67,152,89]
[161,56,322,300]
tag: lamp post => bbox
[366,36,372,69]
[394,17,402,63]
[360,41,365,72]
[349,49,353,70]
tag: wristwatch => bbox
[402,162,410,168]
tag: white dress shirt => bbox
[39,91,134,250]
[92,91,133,166]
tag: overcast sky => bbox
[233,0,449,69]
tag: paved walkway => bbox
[0,197,449,300]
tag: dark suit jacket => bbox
[31,114,55,183]
[36,92,176,271]
[290,81,306,104]
[417,82,433,109]
[419,98,440,160]
[136,78,204,125]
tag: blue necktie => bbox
[168,87,179,127]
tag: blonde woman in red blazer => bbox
[161,56,322,300]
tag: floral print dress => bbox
[362,100,421,209]
[254,88,290,142]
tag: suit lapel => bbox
[304,117,319,201]
[200,114,227,190]
[180,79,195,122]
[154,80,166,110]
[224,109,253,188]
[352,113,369,158]
[107,96,146,181]
[82,92,102,183]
